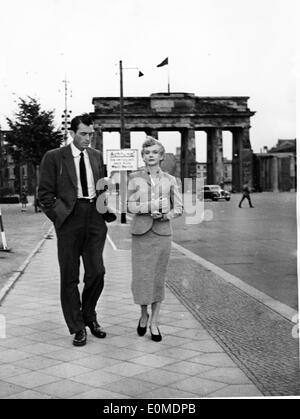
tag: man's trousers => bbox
[55,201,107,334]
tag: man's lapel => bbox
[62,145,77,190]
[86,148,100,186]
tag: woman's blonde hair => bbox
[141,136,165,160]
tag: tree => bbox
[6,96,63,211]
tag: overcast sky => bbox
[0,0,296,162]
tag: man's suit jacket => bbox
[38,144,105,229]
[128,168,183,236]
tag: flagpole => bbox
[119,60,126,224]
[118,62,144,224]
[167,59,170,94]
[157,57,170,92]
[119,60,125,147]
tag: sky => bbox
[0,0,296,164]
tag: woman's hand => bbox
[151,210,163,220]
[158,197,168,211]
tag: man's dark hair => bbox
[70,113,94,133]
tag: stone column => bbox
[92,125,103,152]
[145,128,158,139]
[207,128,223,185]
[232,129,242,192]
[232,128,253,192]
[241,128,253,188]
[180,128,196,186]
[123,129,131,149]
[272,155,279,192]
[289,155,296,192]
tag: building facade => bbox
[253,139,296,192]
[0,130,16,195]
[0,130,35,197]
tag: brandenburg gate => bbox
[91,92,255,192]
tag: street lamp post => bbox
[119,60,127,224]
[118,60,143,224]
[61,79,71,146]
[119,60,125,148]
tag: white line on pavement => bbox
[107,233,117,251]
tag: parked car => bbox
[199,185,231,201]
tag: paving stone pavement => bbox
[166,249,300,396]
[0,224,285,399]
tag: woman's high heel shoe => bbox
[137,314,149,336]
[149,325,162,342]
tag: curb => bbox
[0,226,54,305]
[171,241,298,322]
[107,218,297,322]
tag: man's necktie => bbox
[79,152,88,197]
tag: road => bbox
[172,192,298,310]
[2,192,297,311]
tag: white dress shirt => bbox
[70,142,96,199]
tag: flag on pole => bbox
[138,71,144,77]
[157,57,168,67]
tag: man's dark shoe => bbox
[73,328,87,346]
[86,321,106,338]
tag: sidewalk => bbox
[0,223,267,399]
[0,197,52,290]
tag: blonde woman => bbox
[128,137,183,341]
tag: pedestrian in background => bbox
[20,185,28,212]
[239,182,254,208]
[128,137,183,342]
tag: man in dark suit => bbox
[38,113,113,346]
